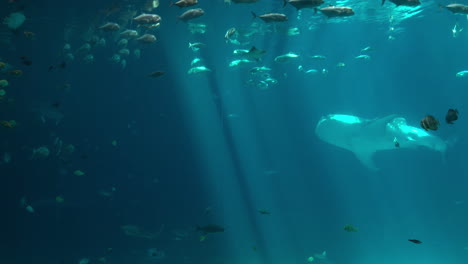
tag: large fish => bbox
[283,0,324,10]
[441,4,468,14]
[382,0,420,6]
[315,114,448,170]
[178,8,205,22]
[133,13,162,24]
[170,0,198,8]
[252,12,288,22]
[316,6,354,18]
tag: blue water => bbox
[1,0,468,263]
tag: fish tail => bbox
[283,0,287,7]
[169,1,174,7]
[251,11,257,19]
[381,0,385,5]
[314,8,318,14]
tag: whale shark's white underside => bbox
[315,114,447,170]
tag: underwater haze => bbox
[1,0,468,264]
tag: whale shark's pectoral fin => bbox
[353,150,379,171]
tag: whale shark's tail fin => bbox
[441,137,457,165]
[446,137,458,149]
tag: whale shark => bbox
[315,114,447,170]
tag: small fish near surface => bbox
[316,6,354,18]
[249,66,271,73]
[229,59,254,67]
[178,8,205,22]
[188,66,211,74]
[242,46,266,61]
[170,0,198,8]
[445,109,459,124]
[274,52,299,63]
[408,239,422,244]
[310,55,326,60]
[283,0,324,10]
[224,27,237,41]
[382,0,420,6]
[189,42,205,51]
[252,12,288,22]
[441,4,468,14]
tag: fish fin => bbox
[381,0,385,5]
[283,0,287,7]
[251,11,257,19]
[354,150,379,171]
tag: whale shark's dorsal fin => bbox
[362,114,398,130]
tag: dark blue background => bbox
[1,0,468,263]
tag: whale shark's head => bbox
[387,117,447,152]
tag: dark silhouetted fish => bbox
[148,71,165,78]
[196,224,225,234]
[445,109,459,124]
[20,56,32,66]
[242,46,266,61]
[382,0,420,6]
[420,115,439,131]
[178,8,205,22]
[284,0,324,10]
